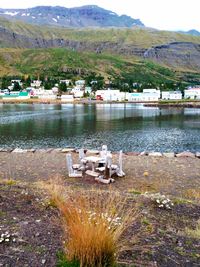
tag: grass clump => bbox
[0,178,17,186]
[47,181,135,267]
[185,220,200,239]
[183,189,200,201]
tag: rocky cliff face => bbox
[0,5,144,28]
[1,17,200,72]
[144,42,200,70]
[0,25,146,56]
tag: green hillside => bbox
[1,17,200,87]
[1,16,200,48]
[1,47,200,89]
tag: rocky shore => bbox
[0,147,199,159]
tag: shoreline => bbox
[0,98,200,107]
[0,147,199,159]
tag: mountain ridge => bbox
[0,5,144,28]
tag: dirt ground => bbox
[0,152,200,266]
[0,151,199,196]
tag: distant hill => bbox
[1,14,200,84]
[0,5,144,28]
[178,29,200,36]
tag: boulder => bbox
[195,152,200,158]
[61,148,75,153]
[176,151,195,158]
[139,151,148,156]
[26,149,36,153]
[0,148,13,152]
[12,148,27,153]
[163,152,175,158]
[149,152,163,157]
[51,148,62,153]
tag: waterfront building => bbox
[96,90,126,101]
[162,91,182,100]
[2,91,30,100]
[30,80,42,88]
[31,88,57,99]
[184,88,200,99]
[71,87,84,98]
[61,95,74,102]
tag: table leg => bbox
[92,163,95,172]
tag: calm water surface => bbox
[0,103,200,152]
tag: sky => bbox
[0,0,200,31]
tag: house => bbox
[30,80,42,88]
[60,80,71,86]
[142,89,160,101]
[95,90,126,101]
[61,95,74,102]
[127,89,160,102]
[184,88,200,99]
[31,88,57,99]
[128,93,143,101]
[52,87,59,94]
[11,80,23,86]
[75,80,85,88]
[162,91,182,100]
[2,91,30,100]
[71,87,84,98]
[85,87,92,95]
[18,92,30,99]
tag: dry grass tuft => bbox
[0,178,17,186]
[183,189,200,201]
[45,179,136,267]
[185,220,200,239]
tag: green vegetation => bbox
[185,220,200,239]
[1,17,200,48]
[1,47,200,89]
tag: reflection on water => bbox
[0,103,200,152]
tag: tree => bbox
[13,82,21,91]
[1,77,10,89]
[22,76,31,88]
[59,82,67,92]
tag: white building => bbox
[60,80,71,86]
[71,87,84,98]
[162,91,182,100]
[31,88,57,99]
[75,80,85,87]
[52,87,59,94]
[184,88,200,99]
[11,80,23,86]
[96,90,126,101]
[61,95,74,102]
[128,93,143,101]
[30,80,42,88]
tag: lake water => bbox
[0,103,200,152]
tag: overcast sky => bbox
[0,0,200,31]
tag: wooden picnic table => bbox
[84,156,105,171]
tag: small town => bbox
[1,78,200,102]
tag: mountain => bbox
[178,29,200,36]
[0,5,144,28]
[186,29,200,36]
[1,15,200,84]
